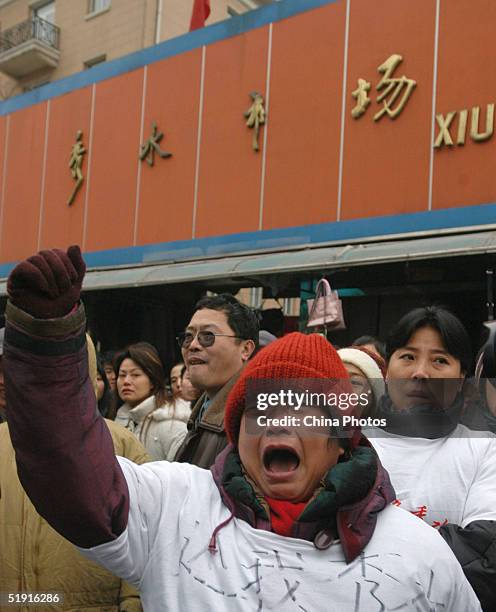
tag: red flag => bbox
[189,0,211,31]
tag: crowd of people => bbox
[0,245,495,610]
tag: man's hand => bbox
[7,245,86,319]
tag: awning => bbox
[1,229,495,295]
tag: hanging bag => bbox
[306,278,346,330]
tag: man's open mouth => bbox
[263,446,300,473]
[188,358,206,366]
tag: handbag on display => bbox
[306,278,346,331]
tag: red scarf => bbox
[265,497,307,537]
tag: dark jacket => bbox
[174,372,242,468]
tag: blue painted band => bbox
[0,0,337,117]
[0,202,494,278]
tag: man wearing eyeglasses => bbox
[174,294,259,467]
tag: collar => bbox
[210,440,394,562]
[188,369,244,432]
[376,393,464,438]
[127,395,157,424]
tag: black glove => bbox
[7,245,86,319]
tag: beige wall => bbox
[160,0,247,41]
[0,0,252,99]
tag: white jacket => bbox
[366,424,496,528]
[115,396,191,461]
[80,459,481,611]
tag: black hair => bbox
[113,342,169,409]
[96,358,114,419]
[352,335,386,360]
[101,350,117,367]
[386,306,472,373]
[194,293,259,349]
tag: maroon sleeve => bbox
[3,302,129,548]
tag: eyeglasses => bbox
[177,330,244,349]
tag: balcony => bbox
[0,16,60,78]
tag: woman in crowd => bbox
[114,342,190,461]
[337,346,386,417]
[169,362,184,398]
[179,364,201,405]
[101,350,118,392]
[96,358,114,418]
[352,334,386,360]
[369,306,496,611]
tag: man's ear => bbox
[241,339,256,361]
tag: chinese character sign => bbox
[352,54,417,122]
[244,91,266,152]
[139,121,173,167]
[68,130,86,206]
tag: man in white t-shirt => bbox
[3,247,482,611]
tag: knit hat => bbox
[225,332,361,448]
[337,347,385,408]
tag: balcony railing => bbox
[0,16,60,54]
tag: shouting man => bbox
[2,247,480,611]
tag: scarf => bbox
[221,445,378,540]
[376,392,464,439]
[265,498,307,536]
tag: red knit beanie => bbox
[225,332,362,449]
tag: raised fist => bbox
[7,245,86,319]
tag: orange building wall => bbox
[0,0,494,265]
[432,0,496,210]
[263,3,346,229]
[39,86,93,250]
[0,104,47,262]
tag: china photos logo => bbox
[244,378,386,436]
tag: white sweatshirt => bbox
[80,458,481,611]
[366,424,496,528]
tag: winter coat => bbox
[1,301,482,610]
[80,449,480,610]
[0,418,149,612]
[116,396,190,461]
[174,372,241,467]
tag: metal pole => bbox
[486,269,494,321]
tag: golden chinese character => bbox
[351,78,371,119]
[374,54,416,121]
[139,122,172,167]
[244,91,266,152]
[68,130,85,206]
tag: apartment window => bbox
[88,0,111,14]
[84,54,106,69]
